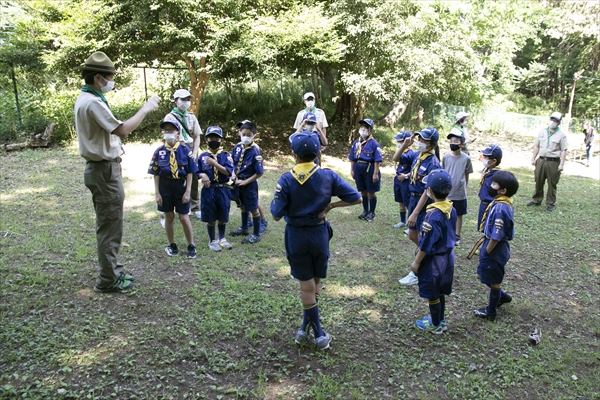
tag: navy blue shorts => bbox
[451,199,467,216]
[417,251,454,299]
[477,239,510,285]
[200,185,232,223]
[285,223,333,281]
[238,181,259,212]
[394,178,410,205]
[353,162,381,193]
[477,201,490,229]
[158,178,190,215]
[407,193,428,231]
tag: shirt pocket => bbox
[549,136,562,151]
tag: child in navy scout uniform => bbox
[392,131,416,229]
[271,133,361,350]
[472,170,518,321]
[398,128,442,286]
[348,118,382,222]
[442,131,473,245]
[197,126,234,252]
[411,169,456,334]
[230,120,265,244]
[477,144,503,229]
[148,120,199,258]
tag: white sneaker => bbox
[219,238,233,250]
[194,211,202,220]
[398,271,418,286]
[393,221,406,228]
[403,228,409,235]
[208,240,222,252]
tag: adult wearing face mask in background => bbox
[163,89,203,220]
[292,92,329,146]
[75,51,160,293]
[449,111,470,154]
[528,112,568,212]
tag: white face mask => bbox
[163,133,177,145]
[359,127,369,138]
[240,136,253,145]
[177,100,191,112]
[305,100,315,109]
[415,141,428,152]
[482,159,489,168]
[549,121,559,130]
[100,78,115,93]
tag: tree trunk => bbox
[184,55,209,115]
[378,101,407,129]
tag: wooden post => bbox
[10,63,23,130]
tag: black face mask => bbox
[487,187,499,198]
[450,144,461,152]
[208,141,220,150]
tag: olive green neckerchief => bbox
[169,107,191,141]
[81,84,108,107]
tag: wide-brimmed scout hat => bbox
[81,51,116,74]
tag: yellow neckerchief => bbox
[478,195,513,232]
[479,166,500,186]
[410,150,433,184]
[208,148,224,180]
[235,142,255,174]
[355,136,372,159]
[426,200,454,219]
[291,162,320,185]
[165,141,181,179]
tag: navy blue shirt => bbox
[479,168,500,203]
[483,201,514,242]
[148,143,198,179]
[419,205,457,255]
[348,137,383,163]
[197,150,233,184]
[232,143,264,179]
[271,166,360,227]
[396,149,417,175]
[409,152,442,194]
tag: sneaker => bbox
[165,243,179,256]
[314,332,332,350]
[440,319,449,332]
[527,200,541,207]
[403,228,409,235]
[473,307,496,321]
[219,238,233,250]
[187,244,197,259]
[208,240,222,252]
[116,266,134,282]
[259,219,268,234]
[94,274,134,293]
[358,211,368,220]
[364,212,375,222]
[242,234,261,244]
[546,204,555,212]
[497,293,512,308]
[455,235,461,246]
[393,221,406,228]
[294,325,312,345]
[230,227,249,237]
[415,315,445,334]
[398,271,418,286]
[194,210,202,220]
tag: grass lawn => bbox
[1,142,599,399]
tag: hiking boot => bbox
[242,234,261,244]
[398,271,418,286]
[473,307,496,321]
[415,315,445,335]
[165,243,178,256]
[94,274,134,294]
[219,238,233,250]
[393,221,406,228]
[230,227,249,237]
[527,200,541,207]
[208,240,222,252]
[187,244,197,259]
[497,293,512,308]
[315,332,332,350]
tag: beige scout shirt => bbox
[537,127,568,158]
[75,92,122,161]
[163,112,202,144]
[293,108,329,131]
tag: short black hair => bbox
[493,170,519,197]
[430,187,450,200]
[82,70,112,85]
[297,153,317,162]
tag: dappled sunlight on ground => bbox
[58,334,129,367]
[0,186,49,202]
[264,379,307,399]
[326,283,376,299]
[359,309,382,323]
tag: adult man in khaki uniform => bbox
[527,112,568,211]
[292,92,329,139]
[74,51,160,292]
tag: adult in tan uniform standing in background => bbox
[75,51,160,293]
[527,111,568,212]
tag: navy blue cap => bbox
[418,127,439,142]
[423,169,452,192]
[205,125,224,138]
[480,144,503,160]
[359,118,374,129]
[394,131,412,142]
[303,112,317,124]
[236,119,256,133]
[160,119,181,132]
[291,133,320,158]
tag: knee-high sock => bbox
[369,196,377,213]
[241,212,249,230]
[440,295,446,321]
[400,210,407,223]
[362,196,369,213]
[218,224,226,240]
[429,298,441,326]
[207,224,216,241]
[487,287,501,314]
[305,304,324,338]
[252,216,260,236]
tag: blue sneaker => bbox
[242,234,261,244]
[294,325,312,345]
[314,332,332,350]
[415,315,445,334]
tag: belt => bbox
[539,156,560,162]
[410,192,422,197]
[356,160,371,163]
[86,157,122,164]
